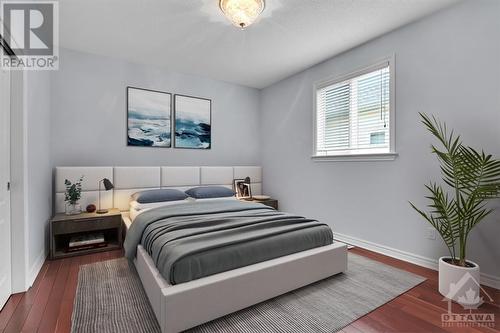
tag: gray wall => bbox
[50,48,261,167]
[260,0,500,278]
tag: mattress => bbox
[124,200,333,285]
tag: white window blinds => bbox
[315,63,391,156]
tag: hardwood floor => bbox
[0,247,498,333]
[0,250,123,333]
[344,248,499,333]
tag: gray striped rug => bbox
[72,253,425,333]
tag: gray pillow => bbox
[132,189,188,204]
[185,186,235,199]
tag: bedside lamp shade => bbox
[102,178,114,191]
[97,178,114,214]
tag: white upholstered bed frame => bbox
[55,166,348,333]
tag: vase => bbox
[438,257,481,307]
[65,202,81,215]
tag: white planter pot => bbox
[65,202,81,215]
[439,257,480,306]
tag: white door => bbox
[0,68,11,309]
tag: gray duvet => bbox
[124,200,333,284]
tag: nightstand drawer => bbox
[240,198,278,210]
[259,199,278,210]
[52,217,120,235]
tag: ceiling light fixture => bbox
[219,0,265,29]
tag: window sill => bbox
[311,152,398,162]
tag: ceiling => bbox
[59,0,457,89]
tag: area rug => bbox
[71,253,425,333]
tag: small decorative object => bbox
[64,176,84,215]
[252,195,270,201]
[233,177,252,199]
[174,94,211,149]
[219,0,265,29]
[86,204,96,213]
[97,178,114,214]
[127,86,172,147]
[410,113,500,306]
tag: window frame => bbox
[312,55,397,162]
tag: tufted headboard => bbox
[54,166,263,213]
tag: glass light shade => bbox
[219,0,265,28]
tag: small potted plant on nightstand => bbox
[410,113,500,306]
[64,176,84,215]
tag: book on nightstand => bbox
[67,233,106,252]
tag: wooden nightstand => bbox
[49,208,123,259]
[243,198,278,210]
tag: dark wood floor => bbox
[0,247,498,333]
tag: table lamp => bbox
[97,178,114,214]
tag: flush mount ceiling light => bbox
[219,0,265,29]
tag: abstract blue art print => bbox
[127,87,172,147]
[174,94,211,149]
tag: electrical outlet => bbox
[425,228,437,240]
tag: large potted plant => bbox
[411,113,500,304]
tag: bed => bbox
[55,166,348,333]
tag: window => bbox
[313,60,396,161]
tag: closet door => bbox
[0,68,12,309]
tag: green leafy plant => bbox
[410,113,500,267]
[64,176,84,205]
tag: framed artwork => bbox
[233,178,252,199]
[174,94,211,149]
[127,86,172,147]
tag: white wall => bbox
[260,0,500,280]
[9,70,52,291]
[26,71,52,284]
[10,71,28,292]
[50,48,261,167]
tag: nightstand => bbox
[243,198,278,210]
[49,208,123,259]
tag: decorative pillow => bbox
[185,186,235,199]
[131,189,188,204]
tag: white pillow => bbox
[194,196,238,202]
[130,196,237,212]
[130,198,194,211]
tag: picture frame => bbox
[127,86,172,148]
[174,94,211,149]
[233,178,252,199]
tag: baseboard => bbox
[27,250,47,288]
[334,232,500,290]
[481,272,500,290]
